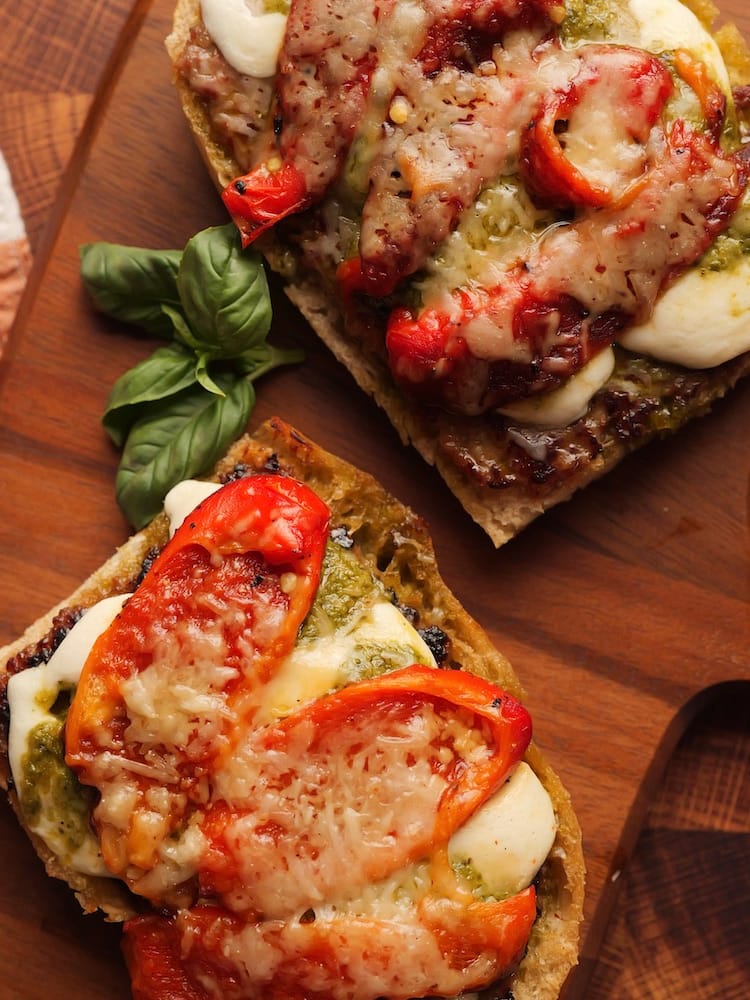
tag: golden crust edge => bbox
[1,416,584,998]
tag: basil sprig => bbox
[80,224,301,529]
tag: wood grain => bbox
[0,0,136,253]
[0,1,748,997]
[587,691,750,999]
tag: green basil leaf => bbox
[103,344,198,447]
[176,224,272,359]
[116,375,255,529]
[80,243,183,338]
[195,352,227,397]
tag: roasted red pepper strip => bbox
[125,887,537,1000]
[418,888,538,975]
[123,665,534,1000]
[520,46,673,210]
[65,474,330,886]
[222,162,309,246]
[197,662,532,907]
[124,914,209,1000]
[67,474,329,743]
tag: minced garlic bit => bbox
[388,95,411,125]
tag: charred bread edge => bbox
[166,0,750,547]
[1,416,584,1000]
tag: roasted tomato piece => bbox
[222,162,309,245]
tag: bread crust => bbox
[1,417,584,999]
[166,0,750,546]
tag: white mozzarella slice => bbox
[448,762,558,899]
[164,478,221,536]
[200,0,288,78]
[619,260,750,367]
[8,594,130,876]
[497,347,615,428]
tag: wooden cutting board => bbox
[0,0,748,997]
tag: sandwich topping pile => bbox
[0,421,584,1000]
[170,0,750,543]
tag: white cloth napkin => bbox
[0,151,32,353]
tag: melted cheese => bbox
[9,481,556,909]
[498,347,615,427]
[200,0,288,77]
[7,594,130,875]
[618,258,750,366]
[448,762,558,898]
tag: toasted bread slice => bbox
[166,0,750,546]
[1,417,584,999]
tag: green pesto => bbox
[699,230,750,272]
[451,857,485,894]
[299,542,432,682]
[300,540,386,640]
[19,716,96,855]
[559,0,618,44]
[263,0,290,14]
[450,856,516,902]
[338,639,431,683]
[605,348,730,435]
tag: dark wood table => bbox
[1,1,748,997]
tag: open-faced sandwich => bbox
[167,0,750,546]
[1,418,583,1000]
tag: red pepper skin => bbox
[65,475,330,885]
[124,915,210,1000]
[124,887,537,1000]
[330,663,532,842]
[67,474,330,757]
[386,297,472,388]
[222,162,309,246]
[121,664,535,999]
[153,472,330,569]
[520,46,674,211]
